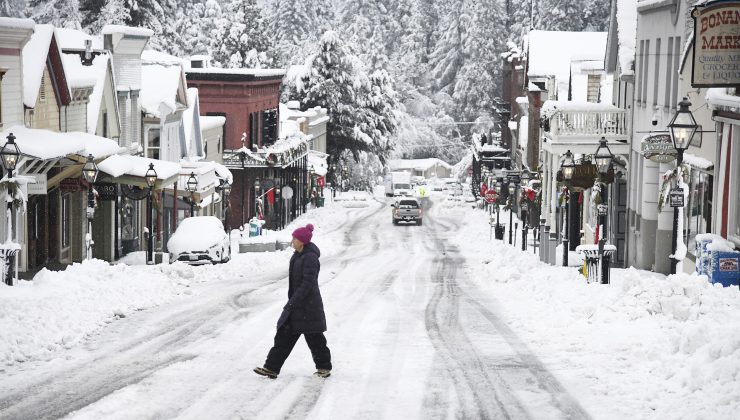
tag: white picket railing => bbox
[549,110,628,138]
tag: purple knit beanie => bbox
[292,224,314,244]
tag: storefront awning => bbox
[1,125,124,161]
[97,154,181,189]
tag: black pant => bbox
[264,322,332,374]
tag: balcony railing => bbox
[546,109,628,139]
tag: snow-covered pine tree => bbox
[26,0,83,29]
[82,0,130,34]
[270,0,314,66]
[429,0,465,96]
[1,0,26,18]
[362,69,399,161]
[177,0,222,56]
[212,0,273,68]
[127,0,177,52]
[299,31,370,160]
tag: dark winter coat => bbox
[276,242,327,333]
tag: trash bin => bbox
[708,250,740,287]
[494,224,505,240]
[576,244,616,284]
[316,197,325,208]
[248,218,261,237]
[695,234,726,276]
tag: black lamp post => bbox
[254,178,261,218]
[222,182,231,231]
[494,181,502,236]
[331,164,337,198]
[309,166,315,206]
[560,150,575,266]
[275,186,282,229]
[667,97,698,274]
[186,172,198,216]
[1,133,21,286]
[594,137,614,283]
[239,151,247,226]
[342,165,348,192]
[508,183,515,245]
[145,163,157,265]
[521,170,531,251]
[82,154,99,260]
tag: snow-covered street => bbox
[1,194,739,419]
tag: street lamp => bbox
[82,154,99,260]
[1,133,21,285]
[275,186,282,229]
[667,97,698,274]
[520,170,531,251]
[494,181,502,238]
[254,178,261,219]
[508,183,515,245]
[561,150,575,180]
[186,172,198,216]
[308,166,315,206]
[559,152,575,266]
[595,138,614,283]
[222,182,231,231]
[145,163,157,265]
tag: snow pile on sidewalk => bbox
[447,206,740,418]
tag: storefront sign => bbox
[719,257,739,272]
[691,1,740,87]
[27,174,47,195]
[60,178,83,193]
[95,183,118,201]
[641,134,677,163]
[669,188,685,208]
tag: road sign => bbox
[484,190,497,204]
[282,186,294,199]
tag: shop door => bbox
[27,195,48,269]
[611,179,628,267]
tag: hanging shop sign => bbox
[121,184,150,200]
[669,188,685,208]
[27,174,47,195]
[95,183,118,201]
[691,1,740,87]
[641,134,677,163]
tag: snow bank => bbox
[448,204,740,418]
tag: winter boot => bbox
[314,369,331,378]
[254,366,278,379]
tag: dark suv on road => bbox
[391,198,423,226]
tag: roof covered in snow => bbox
[541,100,620,119]
[0,17,35,31]
[186,67,286,82]
[61,53,112,134]
[200,116,226,132]
[181,88,203,158]
[98,154,180,180]
[55,27,103,50]
[527,30,608,99]
[1,125,123,160]
[101,25,154,38]
[706,88,740,109]
[22,24,58,108]
[389,158,453,172]
[141,51,186,117]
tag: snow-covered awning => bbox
[222,136,310,169]
[308,150,328,177]
[172,161,220,199]
[1,125,124,161]
[97,154,180,189]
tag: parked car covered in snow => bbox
[168,216,231,265]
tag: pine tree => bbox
[212,0,273,68]
[127,0,177,52]
[270,0,314,66]
[1,0,26,17]
[429,0,466,95]
[177,0,222,56]
[26,0,83,28]
[82,0,130,34]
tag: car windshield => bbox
[398,200,419,208]
[395,184,411,189]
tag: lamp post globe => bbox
[254,179,261,190]
[561,150,575,180]
[223,183,231,198]
[145,163,157,189]
[1,133,21,176]
[594,137,614,176]
[82,154,99,184]
[668,97,698,153]
[508,184,515,196]
[186,172,198,193]
[494,181,501,194]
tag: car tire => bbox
[417,219,423,226]
[222,247,231,263]
[393,219,398,225]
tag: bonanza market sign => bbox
[692,1,740,87]
[641,134,677,163]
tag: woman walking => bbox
[254,224,332,379]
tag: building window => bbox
[665,37,674,108]
[637,40,644,104]
[102,111,108,138]
[587,75,600,103]
[653,38,661,106]
[147,128,160,160]
[686,170,713,257]
[671,37,681,109]
[642,40,650,106]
